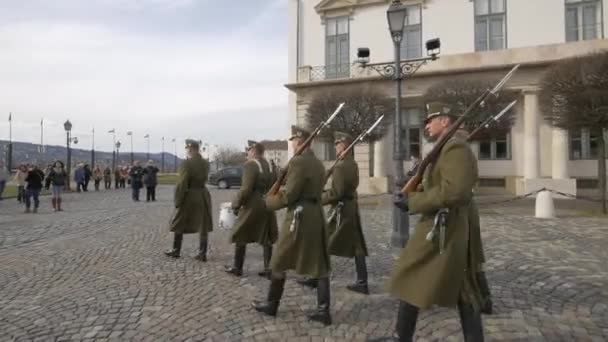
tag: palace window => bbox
[474,0,506,51]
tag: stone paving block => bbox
[0,187,605,341]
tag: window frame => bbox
[400,4,423,59]
[474,0,507,52]
[569,128,608,160]
[477,132,512,160]
[565,0,604,42]
[325,16,350,80]
[399,107,424,160]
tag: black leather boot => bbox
[395,300,419,342]
[346,255,369,295]
[258,245,272,279]
[297,278,318,289]
[476,271,493,314]
[251,276,286,316]
[164,233,183,258]
[308,277,332,326]
[458,302,485,342]
[224,245,246,276]
[194,233,208,262]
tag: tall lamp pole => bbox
[109,129,116,171]
[161,137,165,172]
[7,113,12,172]
[91,127,95,167]
[116,141,122,166]
[127,131,134,164]
[64,120,78,190]
[172,138,177,172]
[357,0,440,247]
[144,134,150,161]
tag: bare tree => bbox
[424,78,518,140]
[539,51,608,213]
[305,86,393,143]
[214,147,247,167]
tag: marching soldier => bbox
[297,131,369,294]
[454,128,493,315]
[251,125,332,326]
[165,139,213,262]
[224,140,278,278]
[381,102,485,341]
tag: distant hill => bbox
[0,140,182,171]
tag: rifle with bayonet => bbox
[325,114,385,178]
[267,102,346,196]
[467,100,517,141]
[402,64,520,195]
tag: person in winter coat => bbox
[13,164,28,203]
[0,161,10,200]
[128,161,145,201]
[24,165,45,213]
[45,161,68,211]
[119,167,128,188]
[103,166,112,189]
[143,160,159,202]
[92,165,103,191]
[74,164,85,192]
[83,164,92,191]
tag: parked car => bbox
[208,167,242,189]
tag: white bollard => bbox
[535,190,555,218]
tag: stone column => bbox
[552,128,569,179]
[373,137,387,177]
[523,91,540,179]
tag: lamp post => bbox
[144,134,150,161]
[161,137,165,172]
[116,141,122,166]
[64,120,79,190]
[357,0,440,248]
[109,129,116,171]
[172,138,177,172]
[127,131,134,164]
[91,127,95,167]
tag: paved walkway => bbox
[0,186,606,341]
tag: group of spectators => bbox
[0,159,161,213]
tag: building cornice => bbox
[285,61,550,91]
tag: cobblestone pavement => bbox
[0,186,606,342]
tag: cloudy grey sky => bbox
[0,0,289,156]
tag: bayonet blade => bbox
[360,115,385,141]
[324,102,345,127]
[493,100,517,122]
[490,64,520,95]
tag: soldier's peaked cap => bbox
[424,102,455,124]
[334,131,353,144]
[288,125,311,141]
[247,140,258,149]
[185,139,200,149]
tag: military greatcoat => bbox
[265,149,330,279]
[322,154,368,258]
[231,157,278,245]
[388,137,478,309]
[169,154,213,235]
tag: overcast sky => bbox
[0,0,289,156]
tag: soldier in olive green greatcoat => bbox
[164,139,213,261]
[453,128,494,316]
[224,140,279,278]
[297,131,370,294]
[377,103,485,342]
[251,125,332,326]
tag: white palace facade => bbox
[286,0,608,195]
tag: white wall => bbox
[508,0,566,49]
[423,0,474,55]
